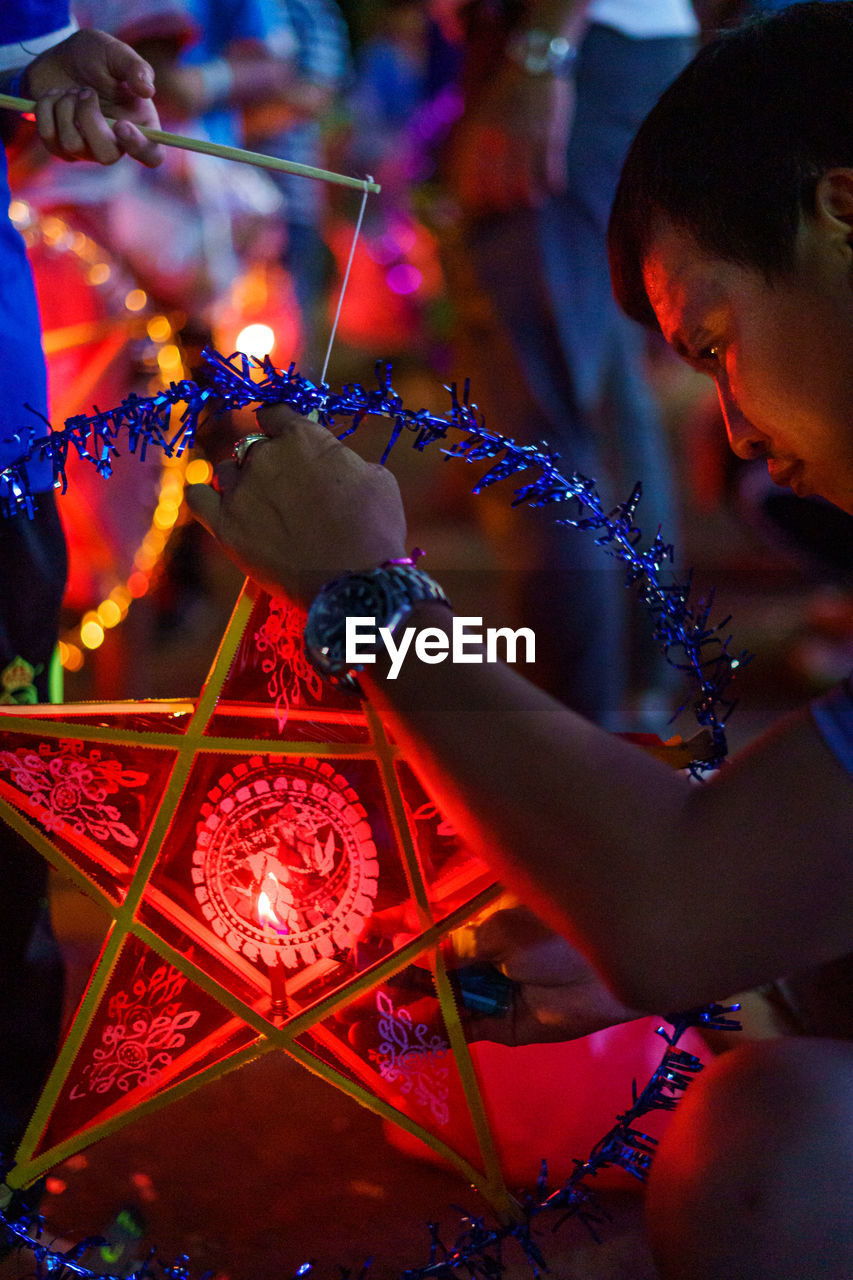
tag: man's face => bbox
[643,217,853,515]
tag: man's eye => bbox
[698,344,721,365]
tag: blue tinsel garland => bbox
[0,346,749,770]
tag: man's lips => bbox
[767,459,804,493]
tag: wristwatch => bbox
[304,563,451,692]
[505,28,578,78]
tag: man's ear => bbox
[813,169,853,246]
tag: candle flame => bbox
[257,889,276,927]
[257,872,288,934]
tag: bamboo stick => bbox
[0,91,381,193]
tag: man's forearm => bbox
[360,602,692,1003]
[360,604,853,1012]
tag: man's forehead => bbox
[642,225,722,346]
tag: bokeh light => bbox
[185,458,214,486]
[80,616,105,650]
[386,264,422,296]
[235,323,276,358]
[147,315,172,343]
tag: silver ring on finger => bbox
[232,432,268,468]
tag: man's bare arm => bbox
[360,604,853,1012]
[186,405,853,1014]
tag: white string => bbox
[320,178,372,386]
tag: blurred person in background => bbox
[444,0,697,732]
[21,0,345,643]
[244,0,351,370]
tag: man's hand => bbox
[24,29,162,167]
[185,403,409,606]
[452,901,645,1045]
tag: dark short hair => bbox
[608,2,853,328]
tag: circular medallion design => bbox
[192,757,379,970]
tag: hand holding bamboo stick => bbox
[0,26,378,193]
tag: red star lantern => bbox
[0,580,706,1218]
[0,581,516,1210]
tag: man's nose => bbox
[717,382,767,460]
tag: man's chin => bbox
[822,482,853,514]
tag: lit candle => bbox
[257,874,289,1019]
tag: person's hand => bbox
[445,63,574,215]
[23,28,162,167]
[451,901,645,1045]
[185,403,409,606]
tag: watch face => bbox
[306,567,449,675]
[193,758,379,970]
[305,573,395,675]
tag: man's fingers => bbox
[184,482,222,536]
[114,118,162,168]
[255,401,325,438]
[52,90,89,157]
[33,92,61,152]
[254,405,346,471]
[127,59,157,99]
[101,33,157,98]
[461,1012,517,1046]
[210,457,242,496]
[74,89,122,163]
